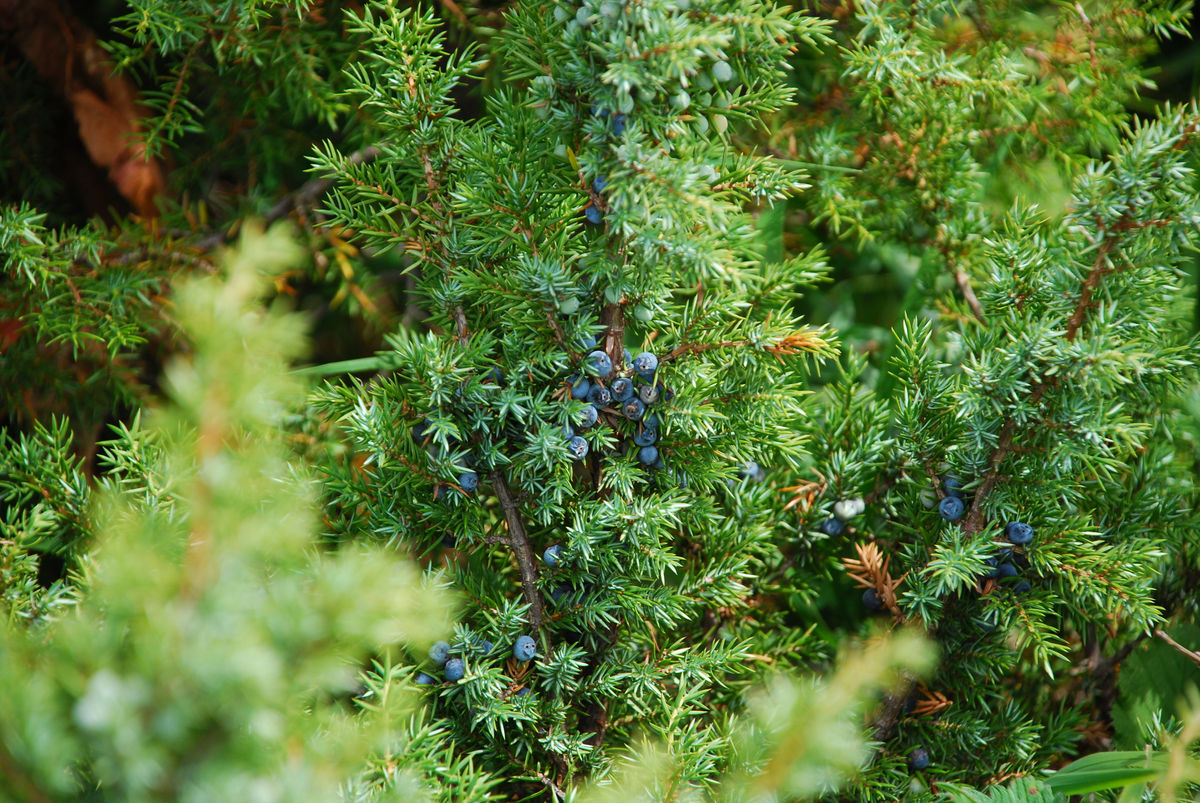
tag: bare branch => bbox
[490,471,545,631]
[953,269,985,323]
[1156,629,1200,669]
[198,146,382,250]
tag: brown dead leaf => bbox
[3,0,166,217]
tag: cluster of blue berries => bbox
[818,496,865,537]
[416,634,540,686]
[982,522,1035,593]
[563,341,669,470]
[927,473,1037,593]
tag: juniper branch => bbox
[490,470,545,633]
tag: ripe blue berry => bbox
[459,471,479,493]
[942,476,964,498]
[442,533,457,549]
[1005,521,1034,545]
[569,375,591,401]
[592,175,607,193]
[430,641,451,666]
[610,377,634,402]
[938,496,965,521]
[543,544,563,567]
[562,423,576,439]
[862,588,884,611]
[623,348,632,367]
[622,397,646,420]
[551,583,571,603]
[567,435,590,460]
[633,427,658,447]
[577,405,599,428]
[644,412,661,430]
[585,205,603,225]
[1013,580,1032,594]
[412,418,431,441]
[983,556,1003,578]
[513,635,537,662]
[416,672,436,685]
[996,562,1018,580]
[444,658,465,682]
[588,385,612,406]
[632,351,658,375]
[818,517,845,536]
[516,687,532,698]
[908,748,931,771]
[585,350,613,379]
[478,640,495,654]
[638,384,661,405]
[612,113,627,135]
[637,445,659,465]
[487,367,504,385]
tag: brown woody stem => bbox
[490,470,545,632]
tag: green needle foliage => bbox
[2,0,1200,801]
[0,227,455,801]
[309,0,839,793]
[774,3,1200,799]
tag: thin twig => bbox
[954,269,985,322]
[661,329,830,364]
[961,381,1048,535]
[1063,235,1116,342]
[1156,629,1200,668]
[197,146,382,250]
[452,305,470,345]
[870,672,919,740]
[604,300,626,369]
[496,739,566,801]
[436,0,469,27]
[961,230,1117,534]
[490,471,545,632]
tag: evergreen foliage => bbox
[0,227,457,800]
[308,0,839,792]
[2,0,1200,801]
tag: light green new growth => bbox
[0,226,454,801]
